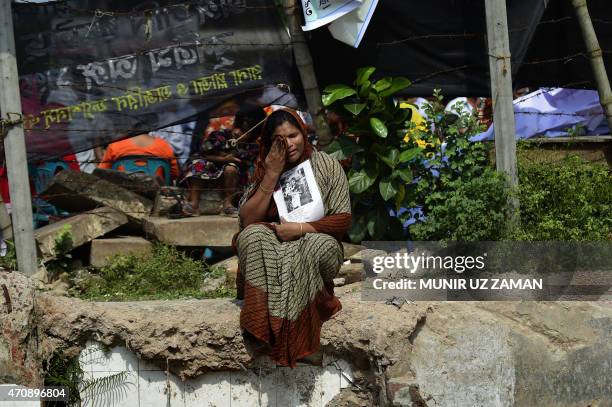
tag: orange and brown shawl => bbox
[233,109,351,367]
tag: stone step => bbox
[143,215,239,247]
[90,236,153,268]
[35,207,128,260]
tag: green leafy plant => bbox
[409,169,510,241]
[45,351,127,407]
[322,67,424,240]
[74,244,235,301]
[45,224,75,277]
[403,90,510,241]
[0,240,18,270]
[511,155,611,240]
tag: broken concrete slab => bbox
[143,215,239,247]
[341,242,366,259]
[92,168,159,200]
[348,249,387,264]
[337,263,364,285]
[42,170,152,223]
[35,207,128,260]
[90,236,153,268]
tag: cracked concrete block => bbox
[92,168,160,200]
[341,242,366,260]
[143,215,238,247]
[90,237,153,268]
[35,207,128,260]
[338,263,364,284]
[42,170,152,223]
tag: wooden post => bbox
[0,0,38,275]
[485,0,519,221]
[283,0,334,147]
[571,0,612,133]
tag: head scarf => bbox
[251,108,313,184]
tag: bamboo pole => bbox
[571,0,612,132]
[283,0,333,147]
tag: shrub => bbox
[511,155,612,240]
[410,169,510,241]
[75,244,234,301]
[405,90,509,241]
[322,67,424,240]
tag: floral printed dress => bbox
[183,130,258,185]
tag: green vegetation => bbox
[0,239,17,270]
[511,155,612,241]
[45,351,127,407]
[322,66,424,240]
[324,70,611,242]
[73,244,235,301]
[405,90,509,241]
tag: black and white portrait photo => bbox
[281,168,313,212]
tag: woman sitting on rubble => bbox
[234,109,351,367]
[183,106,265,216]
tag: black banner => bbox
[12,0,292,161]
[308,0,612,97]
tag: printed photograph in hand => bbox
[281,168,313,212]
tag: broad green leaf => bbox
[359,81,371,98]
[322,87,357,106]
[343,103,367,116]
[379,77,412,97]
[373,77,392,92]
[323,84,353,93]
[379,176,398,201]
[349,168,377,194]
[367,206,388,239]
[393,107,411,124]
[370,117,388,138]
[399,147,422,163]
[356,67,376,86]
[394,184,406,210]
[393,168,413,183]
[325,137,364,160]
[375,147,399,169]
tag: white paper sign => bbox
[301,0,362,31]
[328,0,379,48]
[273,160,325,223]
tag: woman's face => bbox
[272,121,305,164]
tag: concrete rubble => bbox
[42,170,153,223]
[34,207,128,260]
[89,236,153,268]
[1,271,611,406]
[143,215,239,247]
[92,168,160,200]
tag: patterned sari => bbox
[235,149,351,367]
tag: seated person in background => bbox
[183,105,266,216]
[98,134,179,183]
